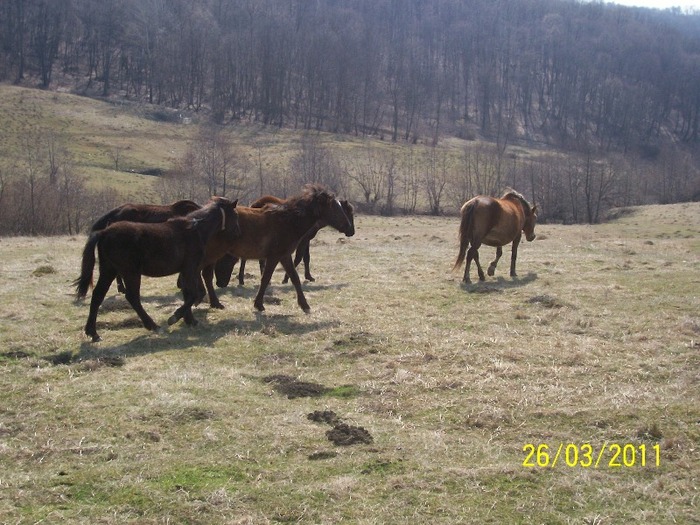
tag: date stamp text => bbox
[522,442,661,468]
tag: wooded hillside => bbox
[3,0,700,151]
[1,1,699,236]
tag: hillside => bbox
[2,0,700,152]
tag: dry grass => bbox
[0,203,699,524]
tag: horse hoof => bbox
[167,315,179,326]
[487,267,496,277]
[212,302,225,310]
[306,276,315,282]
[90,334,101,343]
[254,303,265,312]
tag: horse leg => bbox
[121,272,159,332]
[510,234,522,277]
[467,245,485,281]
[84,267,117,342]
[488,246,503,277]
[280,255,311,313]
[168,286,199,326]
[237,259,246,286]
[302,246,314,282]
[282,247,307,284]
[253,258,278,312]
[202,265,224,309]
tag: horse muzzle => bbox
[526,233,536,242]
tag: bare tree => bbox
[424,148,449,215]
[290,134,344,194]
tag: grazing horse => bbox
[453,190,538,284]
[90,199,202,292]
[75,197,240,341]
[215,197,355,286]
[201,184,353,313]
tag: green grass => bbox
[0,203,698,523]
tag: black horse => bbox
[89,199,202,293]
[75,197,240,341]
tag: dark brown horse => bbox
[215,196,355,286]
[453,190,538,284]
[90,199,202,292]
[75,197,240,341]
[201,184,353,313]
[90,199,201,231]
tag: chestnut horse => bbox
[215,196,355,286]
[453,190,537,284]
[199,184,353,313]
[90,199,202,292]
[75,197,240,341]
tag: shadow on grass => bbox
[74,299,341,361]
[69,278,349,361]
[459,272,538,292]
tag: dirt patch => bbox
[307,410,341,425]
[263,375,329,399]
[326,424,373,446]
[307,409,374,447]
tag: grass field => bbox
[0,203,699,524]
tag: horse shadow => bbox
[213,280,349,299]
[460,271,538,292]
[74,295,341,362]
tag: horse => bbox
[90,199,202,292]
[200,184,353,313]
[74,197,240,342]
[453,190,538,284]
[214,197,355,287]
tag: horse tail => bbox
[74,232,100,298]
[452,201,475,271]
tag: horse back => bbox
[90,201,199,232]
[250,195,285,208]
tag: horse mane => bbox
[273,184,336,218]
[501,189,532,213]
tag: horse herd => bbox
[75,185,537,342]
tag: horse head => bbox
[302,184,353,235]
[340,200,355,237]
[503,190,537,242]
[210,196,241,236]
[524,203,538,242]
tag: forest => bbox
[0,0,699,234]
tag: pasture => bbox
[0,203,698,524]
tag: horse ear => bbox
[232,199,238,207]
